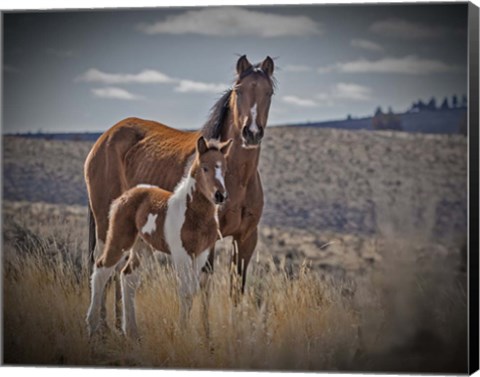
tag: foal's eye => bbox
[202,167,208,172]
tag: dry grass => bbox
[2,211,467,373]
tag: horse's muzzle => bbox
[242,125,264,147]
[214,190,228,204]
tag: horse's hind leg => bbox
[114,256,129,331]
[92,237,109,328]
[120,250,141,340]
[86,261,116,338]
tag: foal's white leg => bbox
[86,263,115,337]
[92,238,109,323]
[172,250,210,324]
[93,238,105,260]
[120,267,140,340]
[172,252,197,324]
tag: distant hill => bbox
[284,107,467,134]
[3,107,467,141]
[2,128,467,240]
[4,132,103,142]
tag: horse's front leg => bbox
[199,248,214,341]
[172,254,197,325]
[232,227,258,295]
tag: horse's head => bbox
[231,55,275,149]
[194,136,233,205]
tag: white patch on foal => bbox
[164,175,196,270]
[164,174,201,317]
[141,213,158,235]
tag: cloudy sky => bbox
[2,3,468,133]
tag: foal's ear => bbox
[237,55,252,76]
[261,56,275,76]
[220,139,233,155]
[196,136,208,155]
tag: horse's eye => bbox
[202,167,208,172]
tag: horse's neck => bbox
[186,188,216,223]
[174,170,216,225]
[221,117,261,182]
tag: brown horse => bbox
[85,55,275,324]
[86,137,232,339]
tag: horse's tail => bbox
[87,204,96,266]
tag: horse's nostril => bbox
[258,127,264,138]
[215,191,225,203]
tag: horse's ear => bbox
[197,136,208,155]
[220,139,233,155]
[237,55,252,76]
[261,56,274,76]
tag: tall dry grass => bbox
[3,213,467,372]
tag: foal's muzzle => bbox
[214,190,228,204]
[242,125,264,147]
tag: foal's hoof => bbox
[123,329,142,344]
[87,321,113,342]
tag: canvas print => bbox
[2,2,476,373]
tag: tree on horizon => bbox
[440,97,450,110]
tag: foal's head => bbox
[193,136,233,205]
[231,55,275,148]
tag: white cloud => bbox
[77,68,175,84]
[138,7,322,37]
[331,83,372,101]
[318,56,460,75]
[284,82,372,108]
[174,80,229,93]
[370,19,445,39]
[283,64,313,73]
[282,95,318,107]
[78,68,229,95]
[350,38,383,52]
[91,87,143,101]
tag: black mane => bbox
[201,65,275,140]
[201,90,232,140]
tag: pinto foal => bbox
[86,137,232,339]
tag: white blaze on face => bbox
[215,162,225,190]
[142,213,158,235]
[249,102,259,134]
